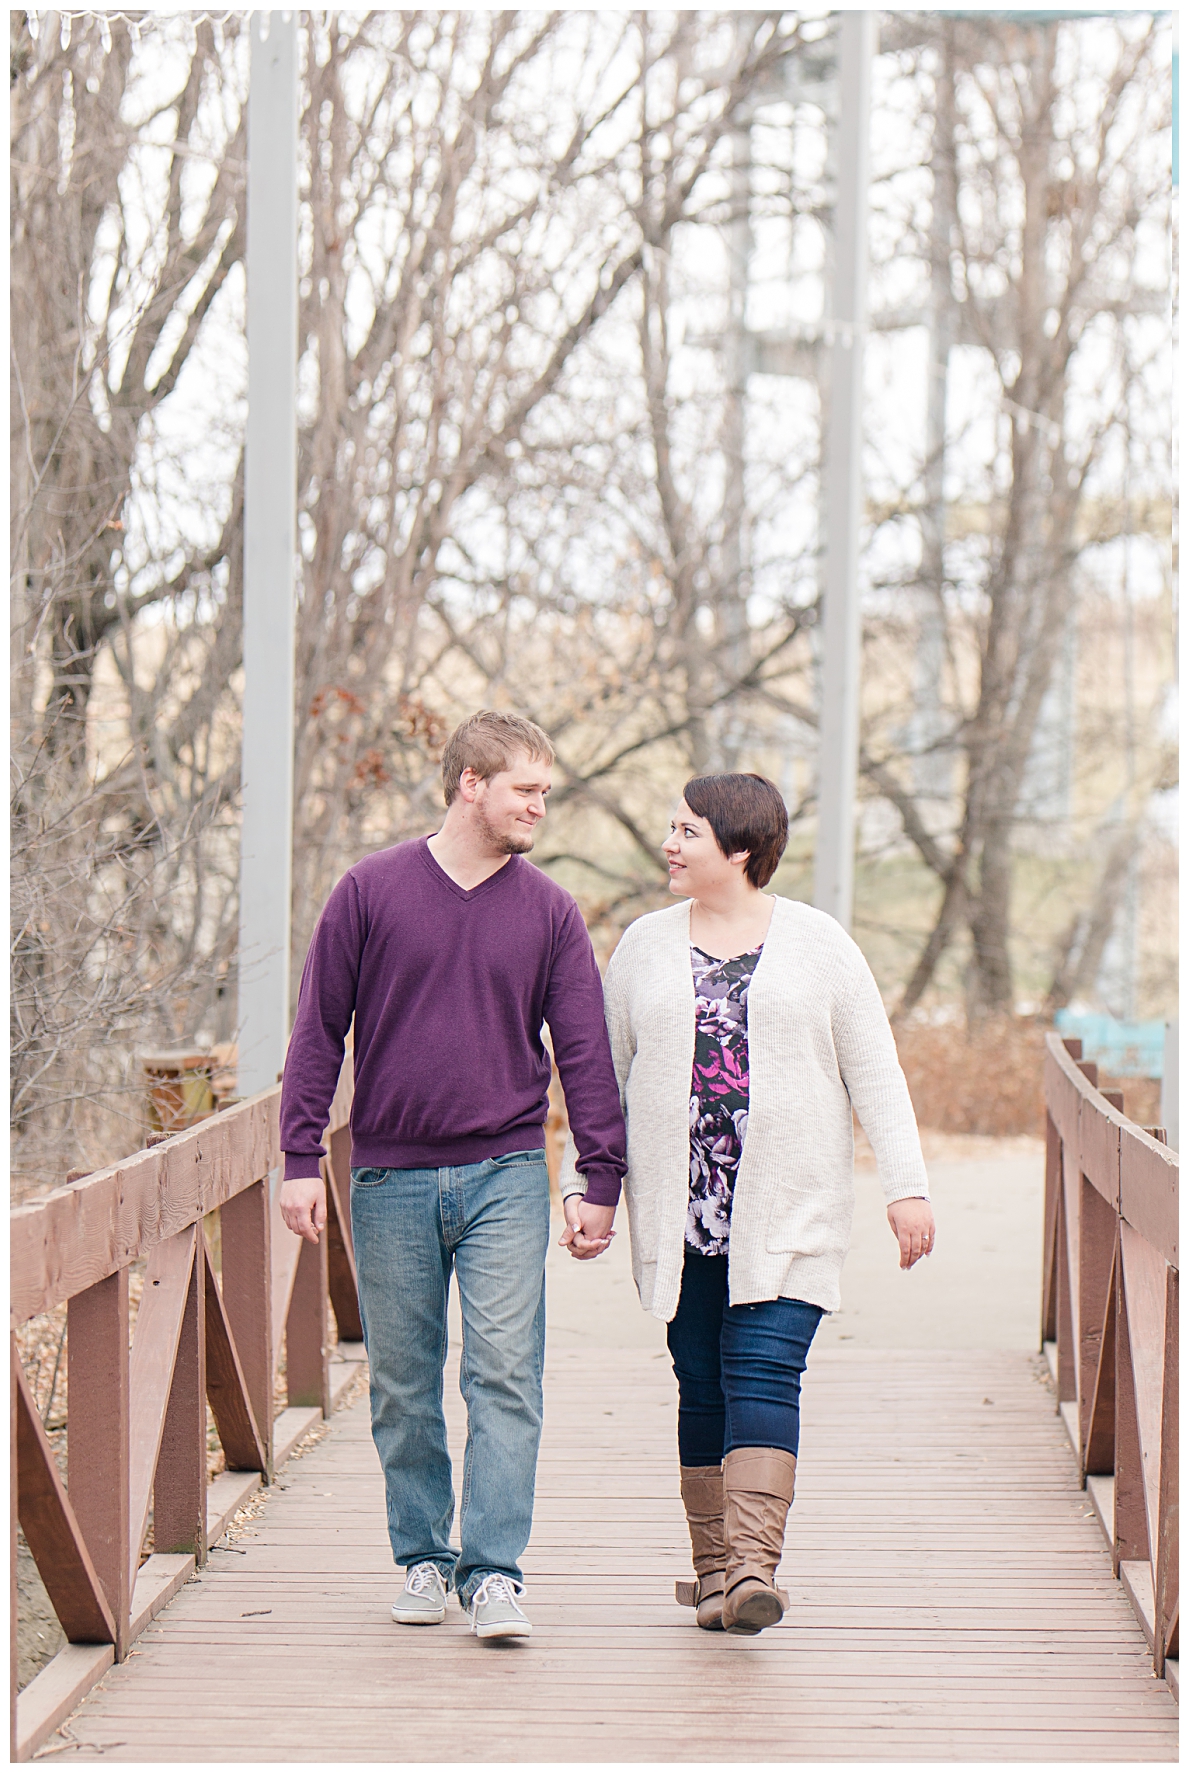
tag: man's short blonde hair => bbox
[441,710,555,807]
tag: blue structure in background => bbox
[1053,1011,1167,1078]
[1173,45,1178,188]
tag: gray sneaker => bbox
[391,1561,448,1625]
[467,1573,532,1640]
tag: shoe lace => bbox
[407,1562,443,1596]
[471,1573,522,1610]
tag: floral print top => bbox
[686,942,763,1256]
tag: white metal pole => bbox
[813,11,875,930]
[238,11,298,1097]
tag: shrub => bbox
[894,1017,1049,1137]
[893,1016,1164,1137]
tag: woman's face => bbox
[662,799,743,898]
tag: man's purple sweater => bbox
[280,837,625,1206]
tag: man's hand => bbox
[887,1197,935,1270]
[279,1174,327,1244]
[558,1196,616,1260]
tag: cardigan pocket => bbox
[762,1180,847,1256]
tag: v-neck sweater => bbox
[280,837,627,1201]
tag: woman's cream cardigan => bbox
[561,894,929,1322]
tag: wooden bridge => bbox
[11,1036,1178,1761]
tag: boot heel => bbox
[724,1579,785,1634]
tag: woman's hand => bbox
[887,1197,935,1270]
[559,1197,616,1259]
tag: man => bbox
[278,710,622,1641]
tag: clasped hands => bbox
[558,1196,616,1260]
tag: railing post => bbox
[325,1128,363,1342]
[1054,1173,1076,1404]
[11,1336,18,1760]
[67,1270,131,1656]
[220,1178,274,1479]
[1041,1112,1061,1346]
[1154,1263,1178,1675]
[286,1234,330,1415]
[152,1241,208,1567]
[1114,1259,1149,1575]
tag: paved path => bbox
[545,1139,1051,1356]
[45,1182,1177,1763]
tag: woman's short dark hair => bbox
[682,773,789,889]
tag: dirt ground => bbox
[17,1531,65,1690]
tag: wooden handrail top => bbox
[1044,1031,1177,1268]
[11,1087,283,1327]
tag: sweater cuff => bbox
[578,1166,622,1209]
[883,1183,930,1205]
[283,1152,325,1182]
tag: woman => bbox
[561,772,935,1636]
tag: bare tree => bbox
[301,13,829,943]
[11,10,247,741]
[861,14,1173,1020]
[286,10,816,968]
[10,10,813,1182]
[10,10,250,1192]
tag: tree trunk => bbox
[1045,820,1140,1014]
[967,816,1016,1018]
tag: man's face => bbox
[467,751,552,854]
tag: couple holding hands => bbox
[278,710,934,1643]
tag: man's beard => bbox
[474,804,535,855]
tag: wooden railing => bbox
[11,1063,360,1757]
[1043,1033,1178,1687]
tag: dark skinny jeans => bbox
[666,1249,824,1467]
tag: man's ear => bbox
[457,767,482,804]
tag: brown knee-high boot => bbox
[721,1447,796,1635]
[674,1465,726,1630]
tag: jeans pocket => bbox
[350,1166,390,1189]
[490,1149,544,1169]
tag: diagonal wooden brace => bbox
[12,1341,115,1646]
[203,1240,268,1476]
[128,1228,199,1584]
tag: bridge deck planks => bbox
[43,1346,1177,1761]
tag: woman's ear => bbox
[728,850,751,871]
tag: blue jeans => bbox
[350,1152,551,1603]
[666,1250,823,1466]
